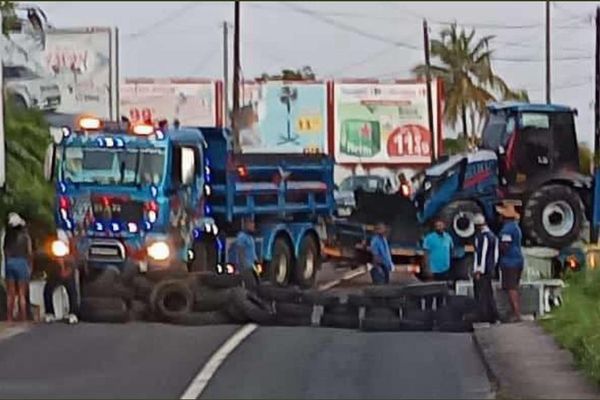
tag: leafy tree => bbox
[412,24,528,138]
[579,143,593,175]
[1,99,54,243]
[1,0,19,35]
[258,65,316,81]
[442,137,469,155]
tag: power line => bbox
[324,44,400,77]
[278,2,421,51]
[492,55,593,62]
[123,2,202,40]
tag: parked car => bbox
[4,65,61,111]
[334,175,395,216]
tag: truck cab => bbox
[481,103,583,196]
[45,117,219,279]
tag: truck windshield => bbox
[62,147,166,186]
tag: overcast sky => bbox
[33,1,598,145]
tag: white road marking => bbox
[0,323,30,342]
[180,323,258,399]
[317,265,368,291]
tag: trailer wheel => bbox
[439,200,482,244]
[189,238,218,273]
[523,184,584,248]
[269,238,293,286]
[293,235,320,288]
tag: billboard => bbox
[333,81,441,164]
[238,81,327,154]
[3,26,115,118]
[120,79,219,126]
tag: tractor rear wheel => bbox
[523,185,584,248]
[438,201,482,244]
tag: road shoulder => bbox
[473,321,599,399]
[0,322,31,341]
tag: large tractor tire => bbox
[268,238,293,286]
[438,201,482,244]
[189,237,218,273]
[523,185,584,249]
[292,235,320,289]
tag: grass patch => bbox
[541,269,600,384]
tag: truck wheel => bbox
[523,185,584,248]
[438,201,482,244]
[293,235,320,288]
[269,238,293,286]
[189,238,218,273]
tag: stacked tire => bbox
[79,267,142,323]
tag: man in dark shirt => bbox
[473,214,499,323]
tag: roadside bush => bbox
[1,98,54,244]
[542,269,600,384]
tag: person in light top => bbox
[4,213,33,322]
[473,214,499,324]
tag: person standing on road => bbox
[473,214,499,324]
[43,236,79,324]
[231,216,261,290]
[422,219,454,281]
[496,204,524,322]
[3,213,33,322]
[369,222,394,285]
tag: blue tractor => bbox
[408,102,592,249]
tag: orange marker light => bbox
[132,124,155,136]
[78,116,102,130]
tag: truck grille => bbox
[88,239,126,262]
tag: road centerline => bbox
[180,323,258,400]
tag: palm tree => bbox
[412,24,528,138]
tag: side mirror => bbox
[498,146,506,155]
[43,144,56,182]
[334,184,339,191]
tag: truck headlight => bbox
[147,241,170,261]
[51,240,70,257]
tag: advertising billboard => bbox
[3,26,115,118]
[333,81,441,164]
[120,79,219,127]
[238,81,327,154]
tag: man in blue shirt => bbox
[473,214,499,323]
[369,222,394,285]
[422,218,454,281]
[231,216,260,290]
[496,204,524,322]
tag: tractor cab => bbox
[481,103,580,193]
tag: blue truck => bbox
[44,117,336,289]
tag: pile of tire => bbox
[348,282,477,333]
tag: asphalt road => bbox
[0,323,493,399]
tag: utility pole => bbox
[423,19,436,163]
[593,6,600,243]
[232,0,241,153]
[222,21,229,128]
[546,0,551,104]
